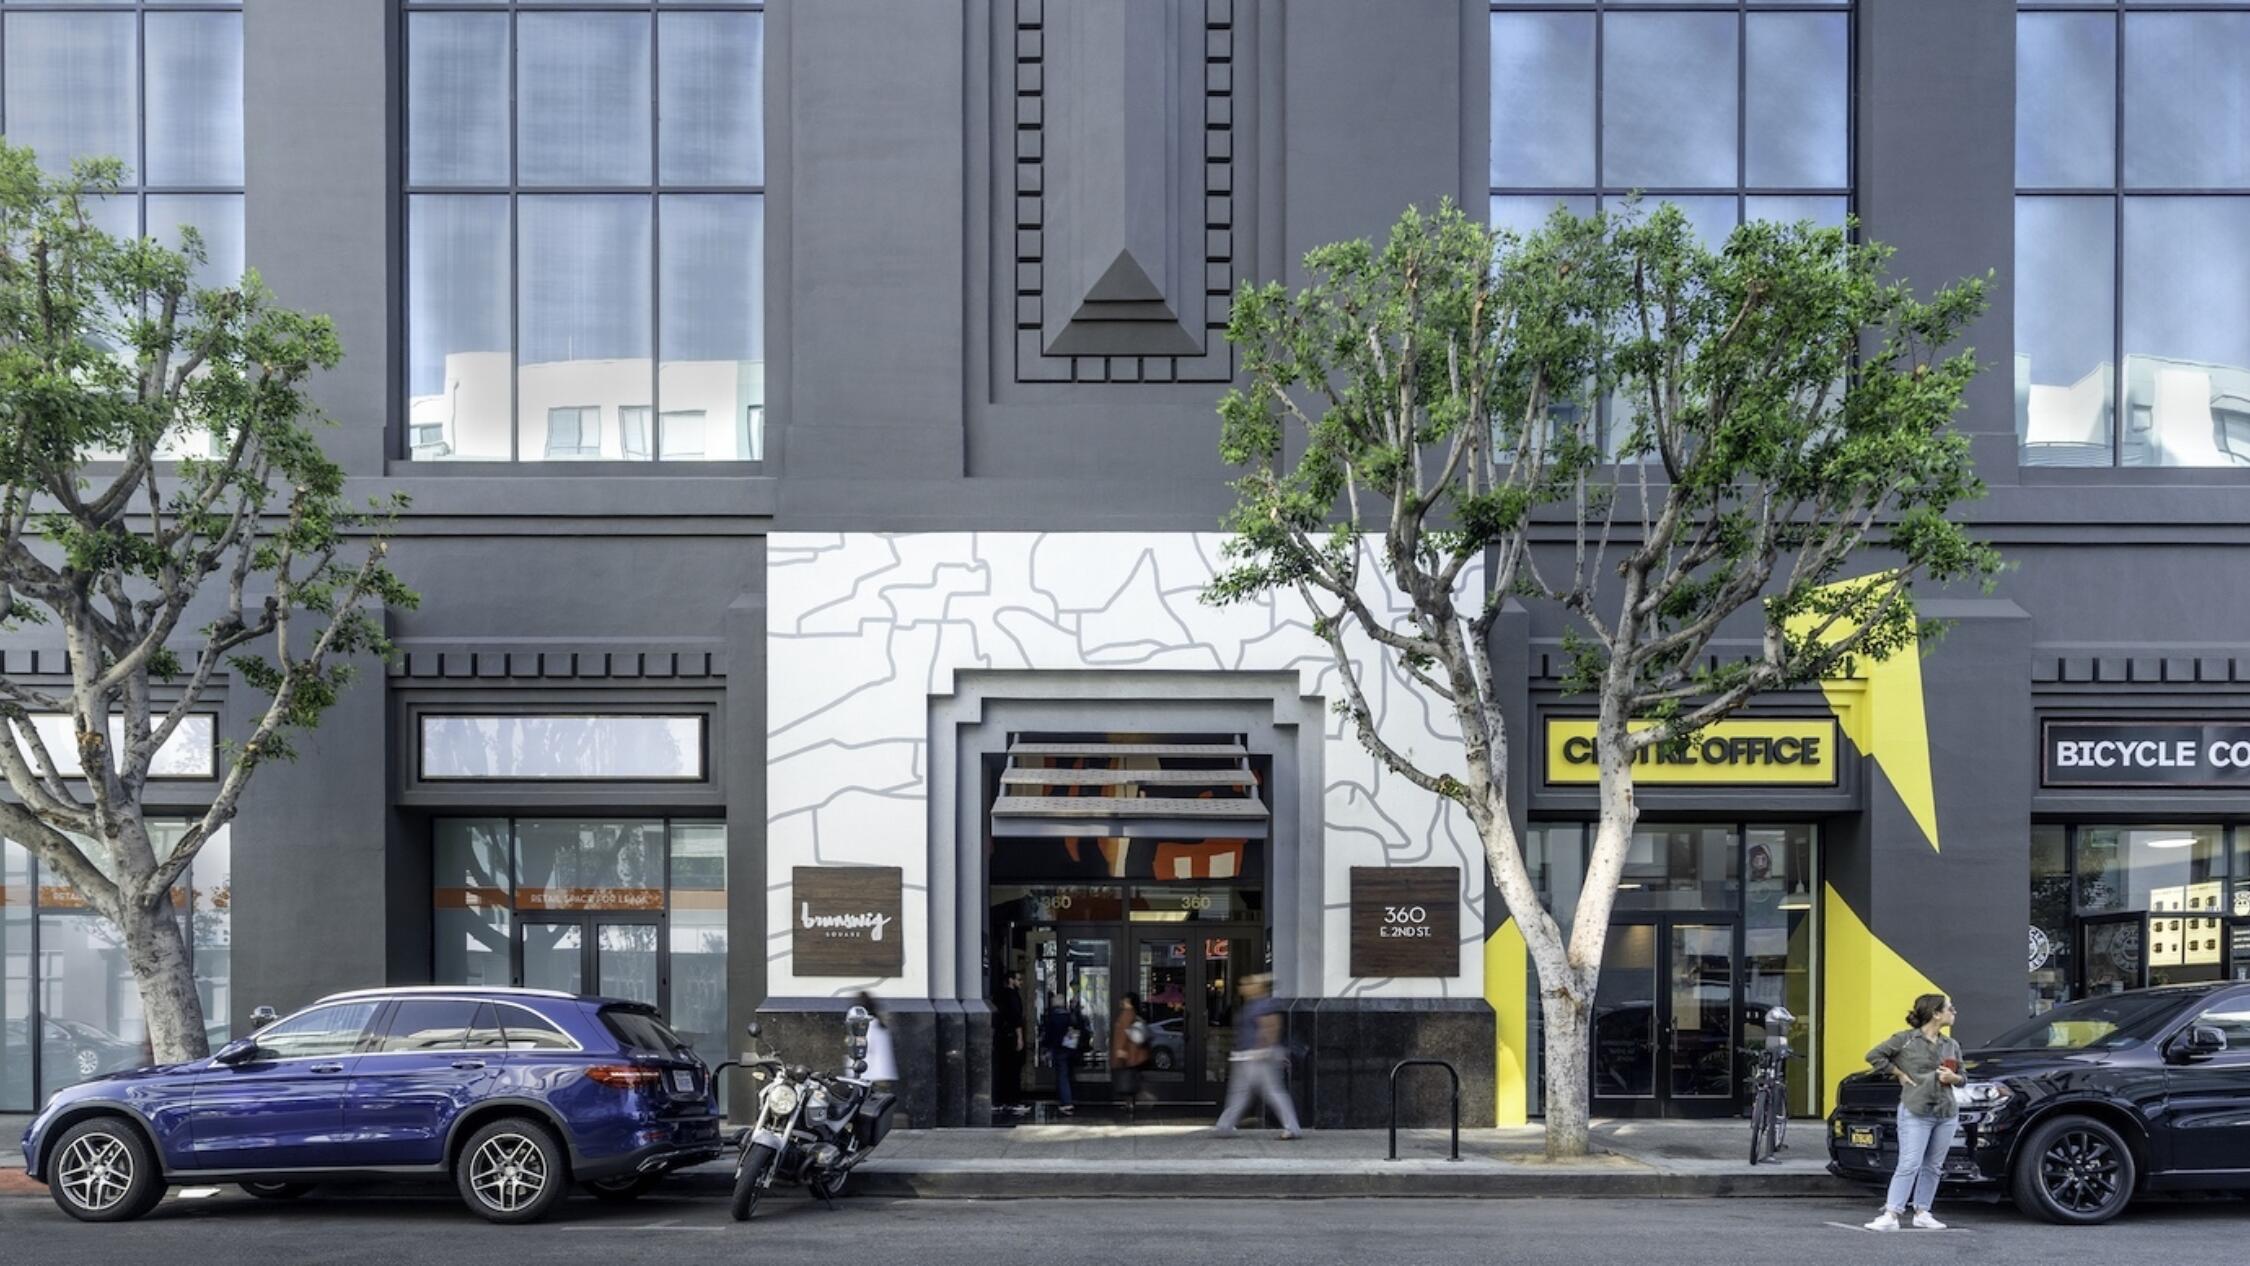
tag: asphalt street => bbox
[4,1190,2249,1265]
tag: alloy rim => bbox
[57,1132,133,1212]
[469,1134,548,1212]
[2039,1130,2122,1214]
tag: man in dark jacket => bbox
[994,969,1028,1118]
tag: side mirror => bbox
[249,1005,278,1029]
[2183,1025,2229,1058]
[744,1021,763,1039]
[214,1037,260,1066]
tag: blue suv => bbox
[20,987,723,1224]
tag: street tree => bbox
[1205,200,1999,1157]
[0,146,414,1066]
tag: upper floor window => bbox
[0,2,244,293]
[1488,1,1851,453]
[2017,4,2250,468]
[402,1,765,463]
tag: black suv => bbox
[1828,982,2250,1224]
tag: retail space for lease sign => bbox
[1542,717,1839,786]
[2042,720,2250,787]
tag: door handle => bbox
[451,1059,487,1071]
[310,1063,345,1074]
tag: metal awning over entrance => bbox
[991,737,1270,839]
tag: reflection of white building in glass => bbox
[409,353,765,462]
[2017,353,2250,468]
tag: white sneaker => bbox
[1863,1210,1900,1232]
[1911,1211,1947,1231]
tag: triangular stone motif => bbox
[1085,249,1166,302]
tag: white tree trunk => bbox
[116,894,210,1065]
[1538,984,1595,1159]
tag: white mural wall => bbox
[767,532,1482,999]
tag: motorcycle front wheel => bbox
[730,1143,778,1222]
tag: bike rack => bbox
[1387,1059,1462,1162]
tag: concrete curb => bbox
[660,1163,1854,1201]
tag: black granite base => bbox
[1283,997,1496,1130]
[755,997,994,1128]
[757,995,1489,1130]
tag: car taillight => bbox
[586,1064,663,1089]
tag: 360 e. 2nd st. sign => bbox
[2043,721,2250,787]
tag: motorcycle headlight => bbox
[764,1082,801,1116]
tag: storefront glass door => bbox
[520,914,663,1008]
[1591,915,1741,1118]
[992,882,1265,1108]
[1127,929,1259,1103]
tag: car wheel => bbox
[238,1181,315,1200]
[582,1173,663,1202]
[456,1117,568,1224]
[76,1049,99,1079]
[2011,1114,2137,1225]
[1153,1048,1174,1072]
[48,1117,165,1223]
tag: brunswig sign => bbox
[793,866,903,976]
[1543,718,1839,787]
[2043,720,2250,788]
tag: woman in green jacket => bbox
[1862,993,1973,1231]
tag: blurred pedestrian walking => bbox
[1212,974,1300,1139]
[1112,992,1152,1120]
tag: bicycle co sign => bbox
[1349,866,1459,978]
[2043,721,2250,788]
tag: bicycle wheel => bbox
[1770,1090,1789,1153]
[1748,1084,1771,1165]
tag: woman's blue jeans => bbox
[1885,1105,1958,1212]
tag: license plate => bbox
[1847,1126,1877,1149]
[670,1070,696,1093]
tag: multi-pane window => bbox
[431,818,728,1076]
[0,2,244,291]
[1488,2,1850,452]
[2027,823,2250,1014]
[403,1,766,463]
[1489,2,1850,241]
[2018,3,2250,468]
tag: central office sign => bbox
[2043,720,2250,788]
[1543,718,1839,786]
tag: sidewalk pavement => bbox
[3,1113,1850,1200]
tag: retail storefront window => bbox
[2030,823,2250,1013]
[430,818,726,1067]
[1525,821,1820,1118]
[0,823,231,1111]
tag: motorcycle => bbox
[720,1005,899,1222]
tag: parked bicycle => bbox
[1747,1004,1800,1166]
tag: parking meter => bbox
[1763,1004,1797,1052]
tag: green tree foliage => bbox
[1206,199,2000,1153]
[0,145,416,1061]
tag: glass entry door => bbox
[1130,929,1259,1104]
[520,914,663,1007]
[1590,916,1741,1118]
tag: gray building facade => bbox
[6,0,2250,1130]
